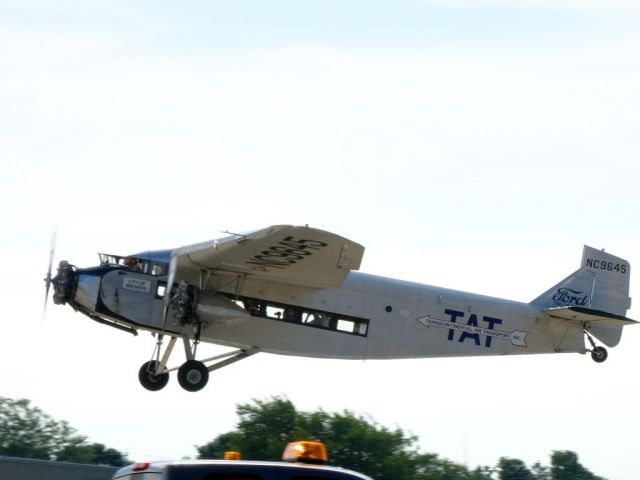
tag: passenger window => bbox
[336,319,355,333]
[266,305,285,319]
[336,318,368,335]
[151,263,168,275]
[230,295,369,337]
[156,283,167,299]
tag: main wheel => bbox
[591,346,608,363]
[138,360,169,391]
[177,360,209,392]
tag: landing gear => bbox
[591,346,608,363]
[585,328,608,363]
[137,333,259,392]
[177,360,209,392]
[138,360,170,391]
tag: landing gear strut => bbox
[137,334,259,392]
[138,360,170,391]
[585,328,608,363]
[178,360,209,392]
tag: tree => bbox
[196,396,488,480]
[57,440,129,466]
[195,398,608,480]
[550,450,605,480]
[497,457,534,480]
[532,462,550,480]
[0,397,128,466]
[0,397,75,460]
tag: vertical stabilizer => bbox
[531,246,631,316]
[531,246,632,347]
[580,246,631,316]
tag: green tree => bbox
[0,397,128,466]
[0,397,75,460]
[57,440,128,466]
[317,411,417,479]
[196,396,488,480]
[550,451,605,480]
[235,396,298,460]
[195,397,607,480]
[497,457,534,480]
[532,462,550,480]
[196,431,244,460]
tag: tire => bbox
[177,360,209,392]
[591,346,608,363]
[138,360,170,391]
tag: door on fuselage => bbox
[97,255,168,328]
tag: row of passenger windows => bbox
[231,296,369,337]
[153,287,369,337]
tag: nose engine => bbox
[51,260,78,305]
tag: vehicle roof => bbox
[114,459,373,479]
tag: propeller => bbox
[162,253,177,329]
[42,230,57,320]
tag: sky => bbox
[1,0,640,478]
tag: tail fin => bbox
[531,246,633,347]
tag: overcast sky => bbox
[2,1,640,479]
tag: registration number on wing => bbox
[246,236,329,269]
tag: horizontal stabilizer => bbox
[542,306,637,326]
[542,306,637,347]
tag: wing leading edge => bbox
[172,225,365,288]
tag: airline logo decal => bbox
[417,309,528,348]
[552,288,588,307]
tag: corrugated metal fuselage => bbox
[70,266,585,360]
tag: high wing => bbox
[171,225,365,288]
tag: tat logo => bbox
[552,288,588,307]
[416,309,528,348]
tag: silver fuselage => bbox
[70,265,585,360]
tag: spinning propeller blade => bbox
[162,253,177,328]
[42,230,57,320]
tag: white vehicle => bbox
[45,225,635,392]
[112,441,373,480]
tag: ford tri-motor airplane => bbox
[44,225,635,392]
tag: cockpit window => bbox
[99,254,168,276]
[149,262,168,275]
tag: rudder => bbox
[531,246,632,347]
[531,246,631,315]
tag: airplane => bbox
[44,225,636,392]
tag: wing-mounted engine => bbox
[169,280,251,327]
[140,281,254,393]
[170,280,200,327]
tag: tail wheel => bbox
[177,360,209,392]
[138,360,170,391]
[591,346,608,363]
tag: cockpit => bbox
[99,253,169,276]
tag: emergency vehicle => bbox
[112,441,373,480]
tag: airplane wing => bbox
[542,306,638,326]
[171,225,365,288]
